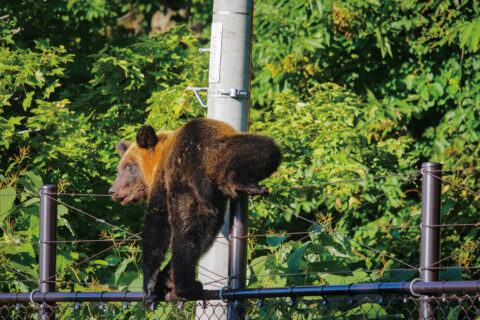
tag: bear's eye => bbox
[125,164,132,170]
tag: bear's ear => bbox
[116,140,131,157]
[136,125,158,149]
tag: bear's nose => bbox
[109,187,117,196]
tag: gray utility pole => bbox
[197,0,253,319]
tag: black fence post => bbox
[38,185,57,320]
[228,196,248,320]
[420,162,442,320]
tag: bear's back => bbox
[162,118,239,185]
[173,118,238,143]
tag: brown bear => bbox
[109,118,281,307]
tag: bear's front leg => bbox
[142,206,171,308]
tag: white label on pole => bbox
[209,23,222,83]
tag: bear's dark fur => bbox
[109,118,281,306]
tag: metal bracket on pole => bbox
[209,89,249,99]
[187,87,208,108]
[188,87,250,109]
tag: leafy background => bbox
[1,0,479,309]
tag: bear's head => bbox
[109,125,160,205]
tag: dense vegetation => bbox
[1,0,479,307]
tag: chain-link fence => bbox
[1,294,480,319]
[2,168,480,320]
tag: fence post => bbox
[38,185,57,320]
[420,162,442,320]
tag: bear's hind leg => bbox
[219,134,281,198]
[226,171,269,196]
[170,239,204,299]
[168,194,225,299]
[153,262,174,297]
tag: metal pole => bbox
[227,197,248,318]
[197,0,253,319]
[420,162,442,320]
[38,185,57,320]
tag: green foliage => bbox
[248,84,419,287]
[0,42,73,150]
[1,1,207,295]
[247,0,480,287]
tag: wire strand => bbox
[57,192,111,197]
[262,199,322,228]
[43,238,141,244]
[431,167,480,173]
[246,268,418,280]
[4,265,36,282]
[232,224,421,239]
[338,232,418,270]
[269,171,420,192]
[425,172,480,196]
[45,194,140,239]
[0,192,36,197]
[0,196,38,218]
[331,172,421,226]
[259,191,419,270]
[424,266,480,271]
[44,232,143,283]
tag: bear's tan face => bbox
[109,141,149,205]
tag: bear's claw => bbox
[143,293,157,309]
[236,184,269,196]
[246,184,269,195]
[165,291,188,301]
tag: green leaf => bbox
[430,82,444,98]
[58,215,75,236]
[4,244,37,278]
[92,259,109,266]
[56,250,75,272]
[22,92,35,111]
[460,22,474,49]
[447,306,462,320]
[346,303,387,317]
[28,209,40,239]
[117,271,139,286]
[321,270,369,285]
[106,255,120,265]
[440,269,462,281]
[287,244,309,273]
[310,233,353,259]
[382,270,416,282]
[57,205,68,217]
[471,19,480,52]
[24,171,43,192]
[0,187,16,223]
[35,70,45,84]
[43,79,61,99]
[128,275,143,291]
[304,260,350,272]
[114,259,132,284]
[266,235,287,247]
